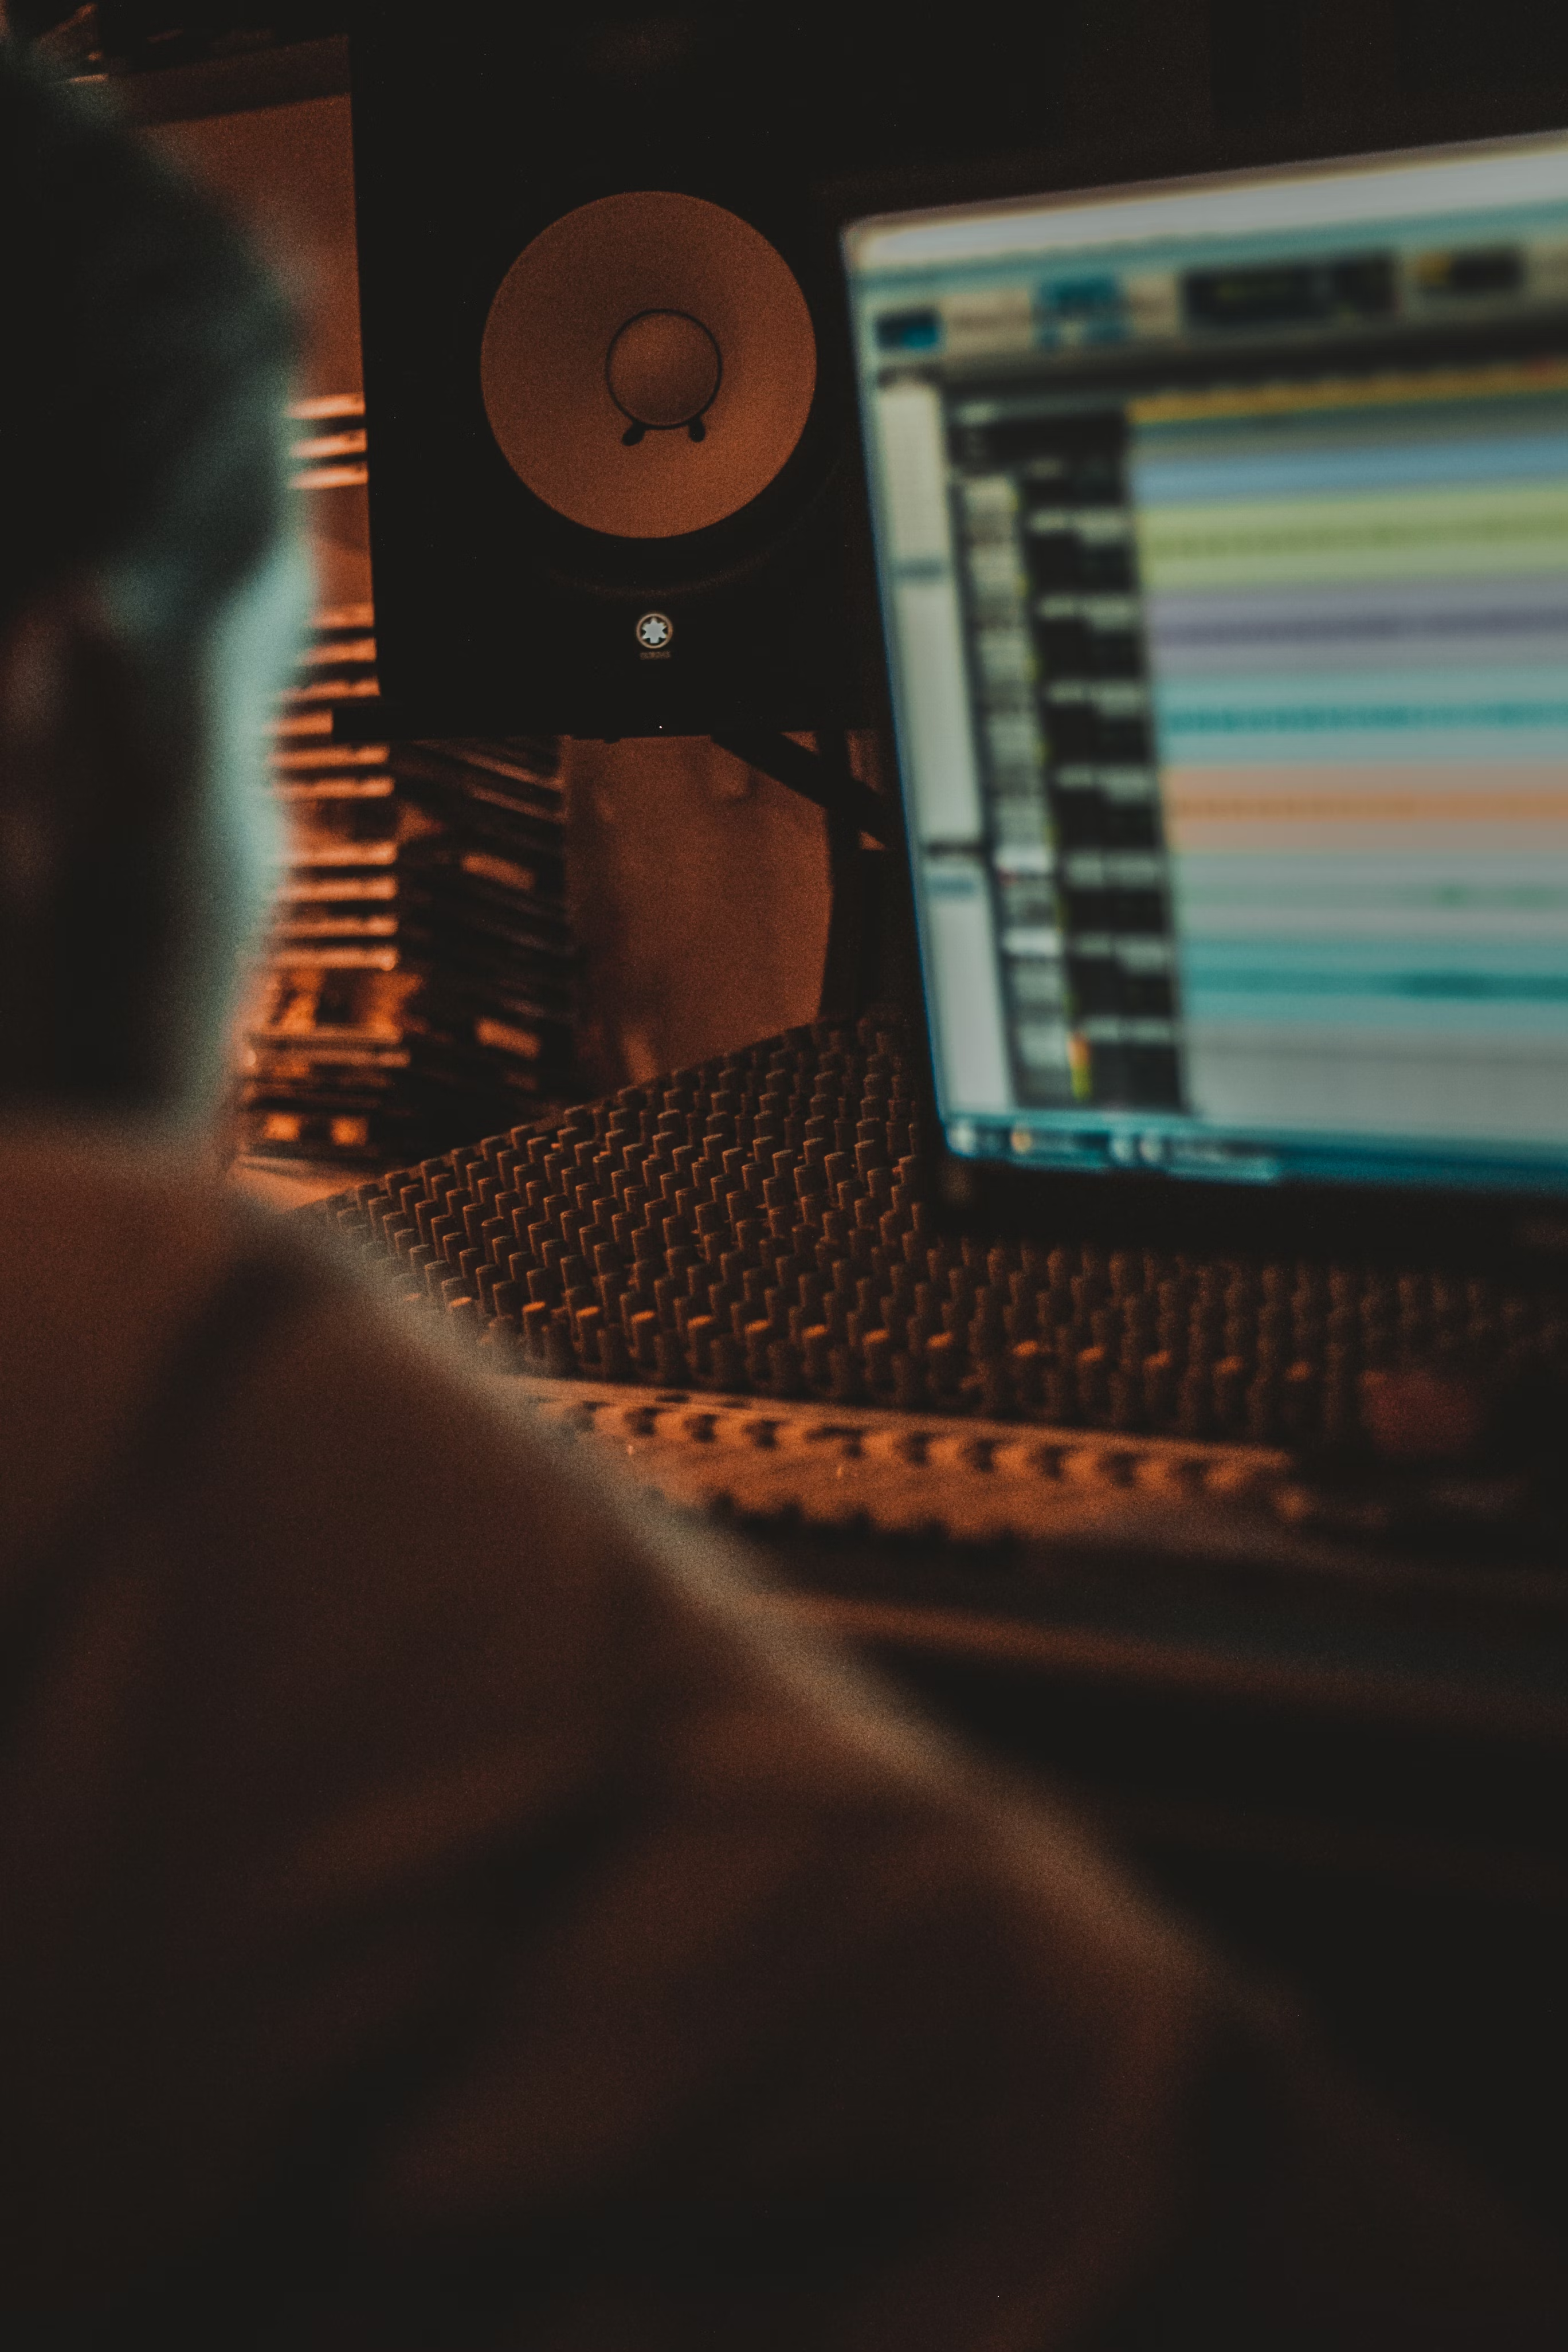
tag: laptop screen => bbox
[845,138,1568,1195]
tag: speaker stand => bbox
[710,731,897,849]
[711,731,903,1020]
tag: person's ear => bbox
[0,601,75,923]
[0,586,150,954]
[0,599,70,766]
[0,579,140,789]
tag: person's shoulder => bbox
[0,1119,250,1562]
[0,1119,592,1593]
[172,1162,667,1702]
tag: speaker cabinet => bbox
[349,14,911,737]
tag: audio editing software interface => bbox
[846,141,1568,1191]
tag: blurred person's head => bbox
[0,41,302,1131]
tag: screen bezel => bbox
[846,131,1568,1281]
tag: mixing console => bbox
[308,1007,1568,2196]
[311,1013,1568,1467]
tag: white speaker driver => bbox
[481,191,818,540]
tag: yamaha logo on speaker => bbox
[636,611,675,658]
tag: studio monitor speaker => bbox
[350,7,1212,737]
[350,13,899,738]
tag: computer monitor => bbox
[845,135,1568,1264]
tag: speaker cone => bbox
[481,191,817,539]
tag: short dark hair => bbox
[0,43,297,638]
